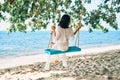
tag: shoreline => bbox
[1,42,120,58]
[0,44,120,70]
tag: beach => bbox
[0,45,120,80]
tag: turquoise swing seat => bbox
[44,46,81,55]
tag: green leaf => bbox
[85,0,91,3]
[0,0,119,32]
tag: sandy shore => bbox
[0,45,120,80]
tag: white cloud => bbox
[116,13,120,29]
[0,0,4,4]
[0,21,10,31]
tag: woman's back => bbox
[56,26,74,42]
[52,26,74,51]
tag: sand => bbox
[0,45,120,80]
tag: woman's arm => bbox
[74,21,82,35]
[51,25,56,37]
[50,25,56,47]
[74,26,81,35]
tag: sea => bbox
[0,30,120,58]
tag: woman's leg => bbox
[44,55,51,70]
[61,54,67,67]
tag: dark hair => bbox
[58,14,70,29]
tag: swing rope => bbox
[75,30,80,47]
[48,32,53,49]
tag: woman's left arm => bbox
[74,21,82,35]
[51,25,56,37]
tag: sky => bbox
[0,0,120,31]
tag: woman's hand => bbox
[51,25,55,32]
[51,25,56,37]
[50,42,55,47]
[74,21,82,35]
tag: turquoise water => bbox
[0,30,120,57]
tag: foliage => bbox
[0,0,120,33]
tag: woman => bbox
[45,14,81,70]
[51,14,81,51]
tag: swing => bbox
[44,29,81,55]
[45,46,81,55]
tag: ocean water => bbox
[0,30,120,57]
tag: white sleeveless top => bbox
[52,26,74,51]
